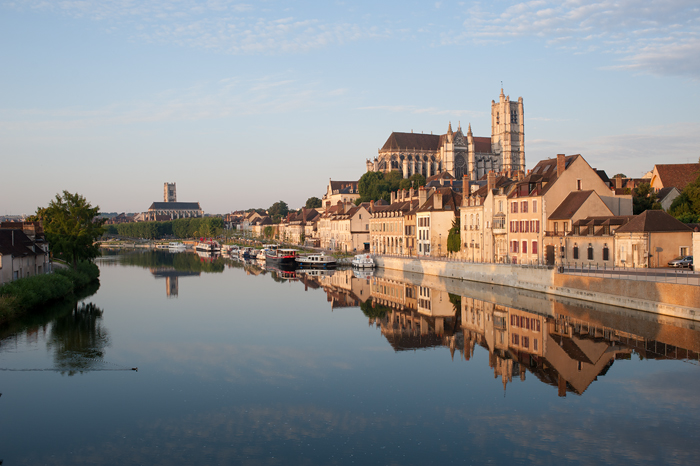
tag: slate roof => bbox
[381,132,441,151]
[654,163,700,191]
[615,210,693,233]
[380,132,492,153]
[657,186,679,202]
[149,202,202,211]
[509,155,580,199]
[0,229,42,257]
[548,191,602,220]
[329,180,358,194]
[417,187,462,213]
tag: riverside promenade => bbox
[375,255,700,322]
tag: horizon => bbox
[2,1,699,216]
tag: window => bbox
[533,200,537,213]
[522,241,527,254]
[573,244,579,259]
[603,244,609,261]
[522,336,529,349]
[534,339,538,351]
[681,247,689,256]
[563,222,569,234]
[532,241,538,255]
[512,334,519,345]
[577,180,582,190]
[588,245,594,260]
[521,201,528,213]
[554,222,558,234]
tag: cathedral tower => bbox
[164,182,176,202]
[491,89,525,174]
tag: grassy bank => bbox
[0,261,100,323]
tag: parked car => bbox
[667,256,693,268]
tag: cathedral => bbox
[366,89,525,181]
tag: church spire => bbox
[447,121,453,134]
[467,123,472,135]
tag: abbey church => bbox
[366,89,525,181]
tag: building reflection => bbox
[150,269,201,298]
[310,270,700,397]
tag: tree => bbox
[36,191,105,268]
[357,170,404,203]
[632,182,661,215]
[399,173,426,190]
[447,217,461,253]
[268,201,289,223]
[669,167,700,222]
[305,197,322,209]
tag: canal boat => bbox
[195,240,220,253]
[168,242,186,251]
[295,252,337,269]
[352,253,375,269]
[265,248,298,267]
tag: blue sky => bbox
[2,0,699,215]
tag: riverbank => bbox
[376,256,700,321]
[0,261,100,324]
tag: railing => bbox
[557,261,699,286]
[371,253,700,285]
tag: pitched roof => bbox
[509,155,580,199]
[615,210,693,233]
[472,136,492,153]
[654,163,700,191]
[329,180,358,194]
[0,229,42,257]
[381,132,441,151]
[549,191,607,220]
[149,202,202,211]
[417,187,462,213]
[657,186,680,202]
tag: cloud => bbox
[0,75,346,133]
[453,1,700,79]
[7,0,388,54]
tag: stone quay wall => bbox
[375,256,700,322]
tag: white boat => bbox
[195,240,220,253]
[296,252,337,269]
[352,253,375,269]
[168,242,186,251]
[155,243,169,249]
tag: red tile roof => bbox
[654,163,700,191]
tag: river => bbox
[1,249,699,465]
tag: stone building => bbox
[366,89,525,181]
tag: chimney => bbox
[409,187,415,199]
[487,171,496,192]
[418,187,427,206]
[390,191,396,204]
[370,200,374,212]
[615,176,623,190]
[557,154,566,178]
[462,174,470,196]
[302,207,307,225]
[434,190,443,210]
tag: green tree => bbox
[669,167,700,222]
[268,201,289,223]
[399,173,426,190]
[305,197,322,209]
[447,217,461,253]
[263,225,274,239]
[632,182,662,215]
[36,191,105,268]
[357,170,404,203]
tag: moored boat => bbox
[295,252,337,269]
[352,253,375,269]
[265,248,298,267]
[169,242,186,251]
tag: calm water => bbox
[1,250,699,465]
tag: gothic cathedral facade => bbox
[366,89,525,181]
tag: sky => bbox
[1,0,699,215]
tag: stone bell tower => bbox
[491,89,525,174]
[164,182,176,202]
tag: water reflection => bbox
[296,268,700,397]
[46,302,109,375]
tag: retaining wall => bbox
[376,256,700,321]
